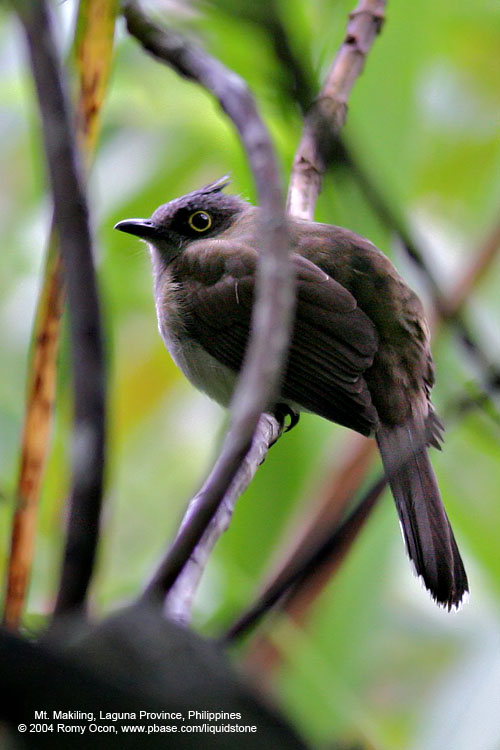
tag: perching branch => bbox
[16,0,107,616]
[223,0,387,639]
[226,353,500,645]
[122,1,294,604]
[164,414,282,623]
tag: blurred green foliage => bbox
[1,0,500,747]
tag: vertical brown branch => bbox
[3,244,63,629]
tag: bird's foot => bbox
[273,403,300,438]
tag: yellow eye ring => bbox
[188,211,212,232]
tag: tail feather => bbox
[376,418,468,610]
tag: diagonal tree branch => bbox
[445,216,500,318]
[15,0,107,617]
[232,0,387,632]
[287,0,386,220]
[122,1,294,606]
[224,476,386,643]
[131,0,389,618]
[342,142,500,391]
[164,414,282,623]
[226,356,498,651]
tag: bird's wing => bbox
[175,242,379,435]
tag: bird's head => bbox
[114,176,247,265]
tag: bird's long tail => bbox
[376,418,468,609]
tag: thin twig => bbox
[244,435,376,622]
[227,367,500,647]
[122,1,294,604]
[219,0,500,656]
[287,0,386,219]
[16,0,107,616]
[227,346,500,644]
[164,414,282,623]
[341,141,500,392]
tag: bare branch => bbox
[262,0,315,114]
[287,0,386,219]
[262,0,500,393]
[164,414,282,623]
[340,142,500,394]
[210,0,387,640]
[248,435,376,613]
[122,2,294,602]
[227,366,500,649]
[15,0,107,616]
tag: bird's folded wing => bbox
[177,243,379,435]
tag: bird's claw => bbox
[273,403,300,436]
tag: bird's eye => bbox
[188,211,212,232]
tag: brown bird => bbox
[115,177,468,610]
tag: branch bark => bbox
[164,414,282,623]
[122,1,294,606]
[287,0,386,219]
[2,242,63,629]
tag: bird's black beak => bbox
[114,218,159,239]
